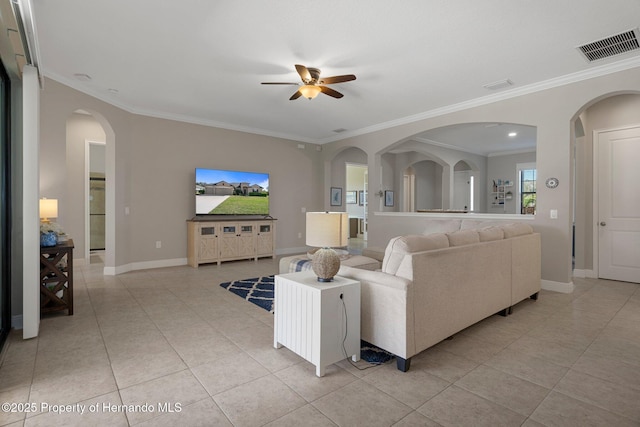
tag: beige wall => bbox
[127,116,321,263]
[40,78,132,268]
[38,70,640,286]
[39,78,323,271]
[322,67,640,286]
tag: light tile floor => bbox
[1,258,639,426]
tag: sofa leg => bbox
[508,306,513,315]
[530,292,539,301]
[498,308,509,317]
[396,357,411,372]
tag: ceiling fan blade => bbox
[261,82,300,85]
[319,74,356,84]
[289,90,302,100]
[295,64,312,83]
[319,86,344,99]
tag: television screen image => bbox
[195,168,269,215]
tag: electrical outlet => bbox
[550,209,558,219]
[155,241,162,249]
[298,232,302,239]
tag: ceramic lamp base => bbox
[40,231,58,247]
[311,247,341,282]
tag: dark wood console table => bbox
[40,239,74,315]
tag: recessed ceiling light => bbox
[508,132,517,137]
[73,73,91,82]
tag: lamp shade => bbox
[39,198,58,221]
[299,85,321,99]
[306,212,348,248]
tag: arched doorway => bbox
[572,93,640,283]
[453,160,473,212]
[329,146,368,246]
[65,110,116,273]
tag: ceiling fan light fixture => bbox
[299,85,321,99]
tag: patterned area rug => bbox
[219,275,394,365]
[220,275,275,313]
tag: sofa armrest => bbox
[338,265,413,359]
[338,265,409,291]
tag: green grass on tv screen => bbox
[209,196,269,215]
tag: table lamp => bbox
[39,198,58,223]
[306,211,349,282]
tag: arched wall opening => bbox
[375,122,535,214]
[327,146,368,239]
[570,92,640,282]
[65,109,116,272]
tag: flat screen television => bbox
[195,168,269,215]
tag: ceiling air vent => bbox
[577,28,640,62]
[483,79,513,91]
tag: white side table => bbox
[274,271,360,377]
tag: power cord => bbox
[340,294,378,371]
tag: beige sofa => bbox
[338,222,541,372]
[279,253,380,274]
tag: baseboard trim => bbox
[11,315,23,330]
[73,257,88,267]
[541,279,574,294]
[103,258,188,276]
[572,269,597,278]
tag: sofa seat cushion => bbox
[382,233,449,275]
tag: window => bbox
[519,167,537,215]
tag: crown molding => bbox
[411,136,486,156]
[44,71,317,144]
[45,55,640,145]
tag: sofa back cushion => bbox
[477,226,505,242]
[382,233,449,275]
[446,229,480,246]
[460,219,513,230]
[501,222,534,238]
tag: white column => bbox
[22,65,40,339]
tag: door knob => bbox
[600,221,606,226]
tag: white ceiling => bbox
[32,0,640,149]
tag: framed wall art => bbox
[330,187,342,206]
[384,190,394,207]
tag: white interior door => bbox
[598,126,640,283]
[453,171,471,211]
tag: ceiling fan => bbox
[261,64,356,100]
